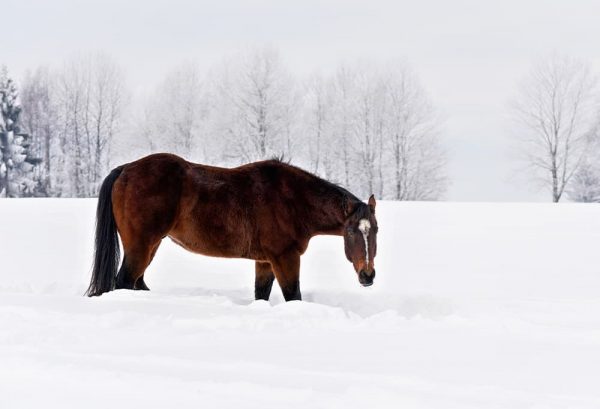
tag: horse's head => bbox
[343,195,378,287]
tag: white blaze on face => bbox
[358,219,371,265]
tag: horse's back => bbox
[173,159,305,259]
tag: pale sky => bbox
[4,0,600,201]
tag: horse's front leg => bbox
[255,261,275,301]
[270,251,301,302]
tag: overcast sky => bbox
[4,0,600,201]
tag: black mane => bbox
[266,158,362,204]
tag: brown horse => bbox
[86,153,378,301]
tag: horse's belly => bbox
[167,230,257,260]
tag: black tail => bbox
[86,166,124,297]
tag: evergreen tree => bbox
[0,66,41,197]
[20,67,55,196]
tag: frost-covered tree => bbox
[349,65,386,198]
[12,49,447,200]
[567,159,600,202]
[303,73,333,176]
[210,48,298,163]
[302,61,446,200]
[567,130,600,202]
[129,51,446,200]
[328,66,355,188]
[53,53,126,196]
[20,66,56,195]
[0,66,40,197]
[512,55,598,202]
[137,62,208,160]
[382,64,445,200]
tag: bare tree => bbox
[512,55,597,202]
[53,53,126,196]
[349,65,385,198]
[383,64,444,200]
[303,73,332,175]
[90,56,124,184]
[303,61,446,200]
[15,48,448,200]
[329,66,355,188]
[210,48,297,163]
[138,63,207,160]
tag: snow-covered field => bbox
[1,199,600,408]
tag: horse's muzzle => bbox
[358,269,375,287]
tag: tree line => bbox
[1,49,599,201]
[0,49,447,200]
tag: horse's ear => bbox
[343,195,354,217]
[368,194,376,213]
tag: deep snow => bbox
[1,199,600,408]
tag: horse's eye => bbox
[347,228,354,237]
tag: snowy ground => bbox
[1,199,600,408]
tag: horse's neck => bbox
[280,166,353,237]
[306,189,348,237]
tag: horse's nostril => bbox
[358,270,375,287]
[361,269,375,277]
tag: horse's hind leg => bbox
[255,261,275,301]
[134,276,150,291]
[115,241,161,291]
[270,252,301,302]
[133,243,161,290]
